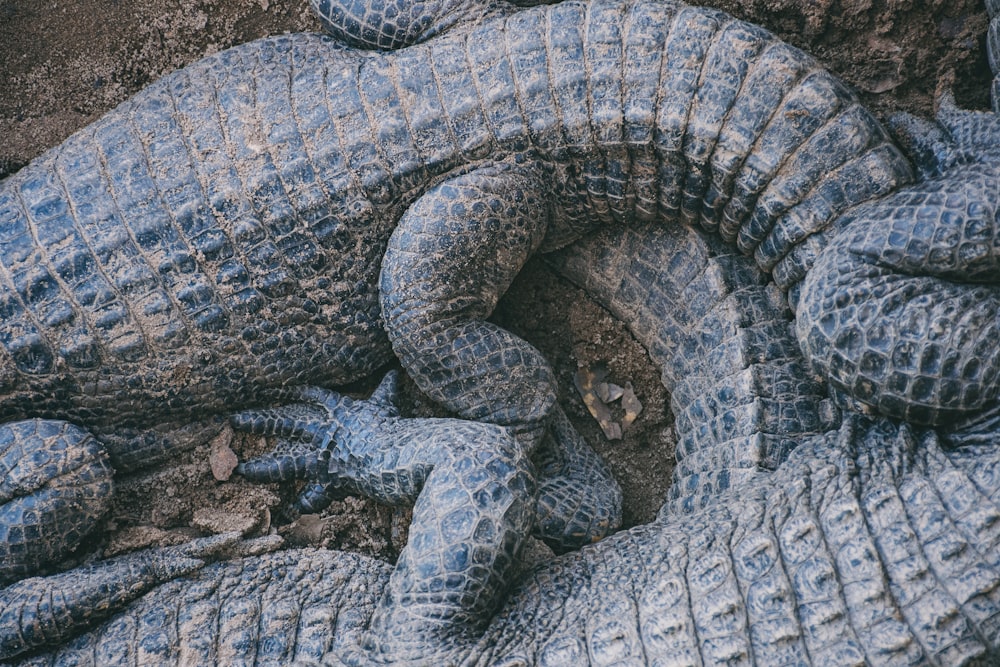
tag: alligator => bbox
[1,0,999,663]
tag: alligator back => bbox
[0,34,398,432]
[0,0,912,448]
[423,0,913,281]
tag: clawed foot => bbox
[887,91,1000,180]
[231,372,402,513]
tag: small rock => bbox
[191,508,259,536]
[209,427,239,481]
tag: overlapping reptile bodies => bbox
[0,0,909,450]
[2,0,999,663]
[16,223,1000,666]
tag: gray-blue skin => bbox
[0,0,912,572]
[13,213,1000,665]
[2,0,1000,663]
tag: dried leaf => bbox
[573,363,622,440]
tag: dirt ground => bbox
[0,0,994,569]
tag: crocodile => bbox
[1,0,999,663]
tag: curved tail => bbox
[547,221,835,515]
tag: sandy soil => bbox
[0,0,994,568]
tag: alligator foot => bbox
[232,371,536,663]
[380,156,561,449]
[532,405,621,552]
[797,95,1000,427]
[234,372,620,551]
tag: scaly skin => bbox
[0,0,907,469]
[3,0,999,663]
[0,0,911,641]
[548,222,834,515]
[14,219,1000,665]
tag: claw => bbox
[885,111,957,179]
[230,373,404,498]
[229,403,327,441]
[369,370,402,415]
[235,438,326,482]
[296,480,349,514]
[934,90,1000,156]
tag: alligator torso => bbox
[0,35,394,460]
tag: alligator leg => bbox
[797,103,1000,427]
[379,156,621,549]
[0,420,113,585]
[380,157,555,446]
[239,395,621,554]
[231,372,536,664]
[531,406,621,552]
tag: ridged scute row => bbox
[464,0,914,286]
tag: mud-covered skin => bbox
[0,0,909,461]
[0,34,392,467]
[0,0,629,576]
[0,420,112,586]
[2,0,996,663]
